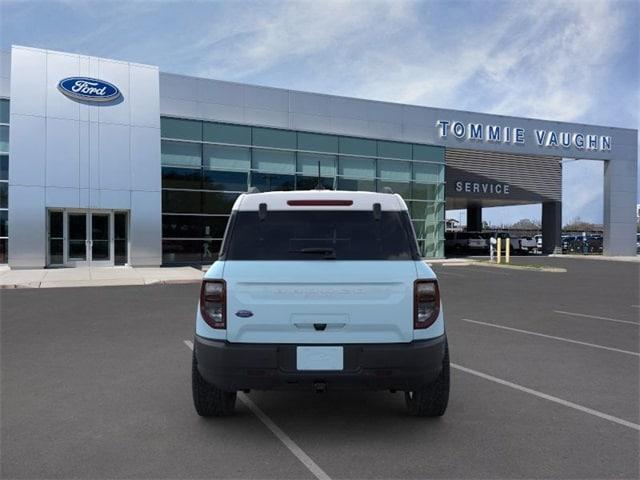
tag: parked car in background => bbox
[445,231,487,255]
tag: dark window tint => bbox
[0,210,7,237]
[0,183,6,208]
[377,180,411,197]
[114,212,128,265]
[162,239,203,264]
[296,176,334,190]
[202,192,239,214]
[224,211,419,261]
[162,239,220,264]
[0,99,9,124]
[49,211,63,238]
[251,172,295,192]
[336,177,376,192]
[162,190,202,213]
[0,238,7,263]
[162,215,203,238]
[0,155,7,181]
[202,170,247,192]
[202,216,229,238]
[162,167,202,189]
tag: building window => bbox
[160,116,446,263]
[161,140,201,167]
[0,99,8,264]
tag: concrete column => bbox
[467,205,482,232]
[542,201,562,254]
[603,154,637,256]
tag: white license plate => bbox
[296,346,344,371]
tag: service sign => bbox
[58,77,121,102]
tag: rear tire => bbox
[405,341,450,417]
[192,351,237,417]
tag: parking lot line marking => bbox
[433,270,466,278]
[183,341,331,480]
[554,310,639,326]
[461,318,640,357]
[457,267,510,276]
[238,393,331,480]
[451,363,640,431]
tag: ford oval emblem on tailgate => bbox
[235,310,254,318]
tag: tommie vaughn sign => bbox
[436,120,612,152]
[58,77,121,102]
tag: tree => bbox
[563,216,602,232]
[509,218,540,230]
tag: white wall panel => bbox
[130,125,160,191]
[87,121,100,190]
[244,85,288,112]
[291,92,330,116]
[10,47,46,116]
[198,78,244,106]
[160,73,199,101]
[46,186,79,208]
[98,60,130,125]
[8,185,46,267]
[197,102,244,124]
[46,51,80,121]
[243,107,288,128]
[329,97,368,120]
[46,117,79,188]
[78,121,90,188]
[9,114,46,186]
[98,122,130,190]
[130,66,160,128]
[291,112,332,133]
[130,190,161,265]
[100,189,131,209]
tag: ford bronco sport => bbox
[192,190,449,417]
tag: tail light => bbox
[200,279,226,329]
[414,280,440,329]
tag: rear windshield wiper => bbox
[289,247,337,259]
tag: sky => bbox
[1,0,638,226]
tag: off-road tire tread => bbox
[192,351,237,417]
[405,340,450,417]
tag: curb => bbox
[471,262,566,273]
[0,278,202,289]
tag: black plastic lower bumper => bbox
[194,335,447,392]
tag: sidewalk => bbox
[0,266,203,289]
[549,254,640,263]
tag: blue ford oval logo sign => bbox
[235,310,254,318]
[58,77,121,102]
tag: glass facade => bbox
[0,99,8,263]
[160,117,445,265]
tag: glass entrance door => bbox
[67,213,88,266]
[90,213,111,265]
[51,210,128,267]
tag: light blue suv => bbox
[192,190,449,416]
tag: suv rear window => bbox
[222,210,420,260]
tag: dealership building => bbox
[0,45,637,268]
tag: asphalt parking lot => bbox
[1,257,639,479]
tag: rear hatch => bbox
[224,261,417,344]
[220,207,420,344]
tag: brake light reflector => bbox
[200,279,226,329]
[287,200,353,206]
[414,280,440,329]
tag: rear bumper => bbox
[194,334,447,392]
